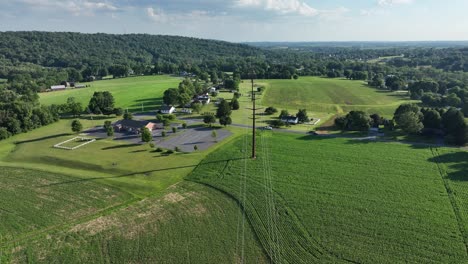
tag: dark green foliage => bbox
[216,99,232,118]
[174,146,180,152]
[103,120,112,129]
[106,126,114,137]
[219,116,232,127]
[203,113,216,127]
[0,127,10,140]
[442,108,467,145]
[71,119,83,133]
[265,107,278,115]
[193,145,198,151]
[182,123,187,129]
[161,131,167,137]
[394,104,423,133]
[155,147,163,152]
[230,98,240,110]
[165,149,174,154]
[335,111,371,131]
[296,109,309,123]
[149,142,155,148]
[123,111,133,120]
[279,110,289,118]
[141,127,152,143]
[114,107,124,116]
[270,119,286,128]
[163,88,179,106]
[385,76,405,91]
[88,91,115,115]
[422,109,442,129]
[172,127,177,133]
[191,102,202,114]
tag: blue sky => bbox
[0,0,467,42]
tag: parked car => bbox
[263,126,273,130]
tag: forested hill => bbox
[0,31,263,69]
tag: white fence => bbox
[54,137,96,150]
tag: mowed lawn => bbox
[189,133,468,263]
[261,77,414,116]
[0,119,216,197]
[39,75,181,112]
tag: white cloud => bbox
[146,7,167,22]
[378,0,414,7]
[235,0,319,17]
[17,0,119,16]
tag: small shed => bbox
[160,105,176,114]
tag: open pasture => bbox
[39,75,181,112]
[260,77,414,116]
[189,132,468,263]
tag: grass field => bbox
[260,77,414,117]
[39,75,181,112]
[189,132,468,263]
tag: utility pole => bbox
[250,71,262,160]
[251,76,256,159]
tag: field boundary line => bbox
[430,147,468,256]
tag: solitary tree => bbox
[230,98,240,110]
[296,109,310,123]
[106,126,114,137]
[71,119,83,133]
[191,102,203,114]
[219,116,232,127]
[172,127,177,133]
[203,113,216,127]
[141,127,152,143]
[123,111,133,120]
[279,110,289,118]
[194,145,198,151]
[211,130,217,142]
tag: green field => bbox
[261,77,413,116]
[39,75,181,112]
[189,132,468,263]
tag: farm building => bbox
[160,105,176,114]
[50,85,66,91]
[114,119,159,134]
[281,115,299,124]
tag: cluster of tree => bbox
[216,99,233,126]
[0,85,60,140]
[162,78,207,107]
[394,104,467,145]
[87,91,122,116]
[335,112,393,131]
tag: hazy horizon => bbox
[1,0,467,42]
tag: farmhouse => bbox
[160,105,176,114]
[114,119,158,134]
[281,115,299,124]
[196,94,211,104]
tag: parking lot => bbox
[83,125,232,153]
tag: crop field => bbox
[0,167,132,245]
[4,181,267,263]
[189,132,468,263]
[260,77,414,117]
[39,75,181,112]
